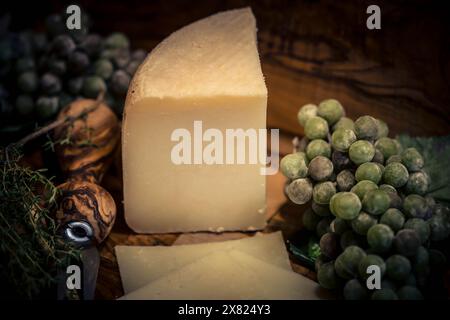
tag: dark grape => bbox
[125,60,140,76]
[67,77,84,95]
[15,94,34,116]
[68,51,90,74]
[110,70,130,96]
[131,49,146,62]
[17,71,38,93]
[79,34,103,57]
[15,57,35,73]
[47,59,66,76]
[45,14,65,38]
[40,73,61,94]
[51,35,76,57]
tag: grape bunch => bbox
[0,12,146,133]
[281,99,450,300]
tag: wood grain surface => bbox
[5,0,450,299]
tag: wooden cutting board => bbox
[95,132,317,300]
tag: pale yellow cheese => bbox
[122,8,267,233]
[115,232,290,294]
[118,250,321,300]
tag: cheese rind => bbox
[122,8,267,233]
[118,250,321,300]
[115,232,289,294]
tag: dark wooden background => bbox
[2,0,450,299]
[5,0,450,137]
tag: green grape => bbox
[386,255,411,281]
[397,286,424,300]
[351,180,378,200]
[340,230,363,249]
[105,32,130,49]
[380,208,405,232]
[358,254,386,279]
[36,96,59,119]
[329,192,361,220]
[82,76,106,98]
[405,171,429,195]
[381,279,398,291]
[372,148,384,164]
[343,279,368,300]
[383,162,409,188]
[333,117,354,132]
[334,246,366,279]
[304,116,329,140]
[319,232,340,259]
[404,218,430,244]
[354,115,379,140]
[351,212,377,235]
[312,201,332,217]
[330,218,348,235]
[393,229,421,256]
[286,178,313,204]
[317,99,344,125]
[349,140,375,165]
[306,139,331,160]
[371,289,398,300]
[331,128,356,152]
[280,152,308,180]
[401,148,424,172]
[297,103,317,127]
[302,208,321,231]
[374,137,399,159]
[362,189,390,215]
[376,119,389,138]
[379,184,397,194]
[404,274,417,286]
[336,170,356,192]
[316,217,333,238]
[403,194,430,219]
[94,59,114,80]
[428,214,450,241]
[355,162,382,184]
[317,262,340,289]
[367,224,394,253]
[308,156,333,182]
[313,181,336,205]
[385,154,402,165]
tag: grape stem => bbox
[5,91,105,161]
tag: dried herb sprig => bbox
[0,93,105,298]
[0,147,80,298]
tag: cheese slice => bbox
[122,7,267,233]
[115,232,290,294]
[118,250,321,300]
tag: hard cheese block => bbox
[122,8,268,233]
[115,232,290,294]
[118,250,321,300]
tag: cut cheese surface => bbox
[118,250,321,300]
[115,232,290,294]
[122,8,267,233]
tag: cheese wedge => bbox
[122,7,268,233]
[118,250,321,300]
[115,232,289,294]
